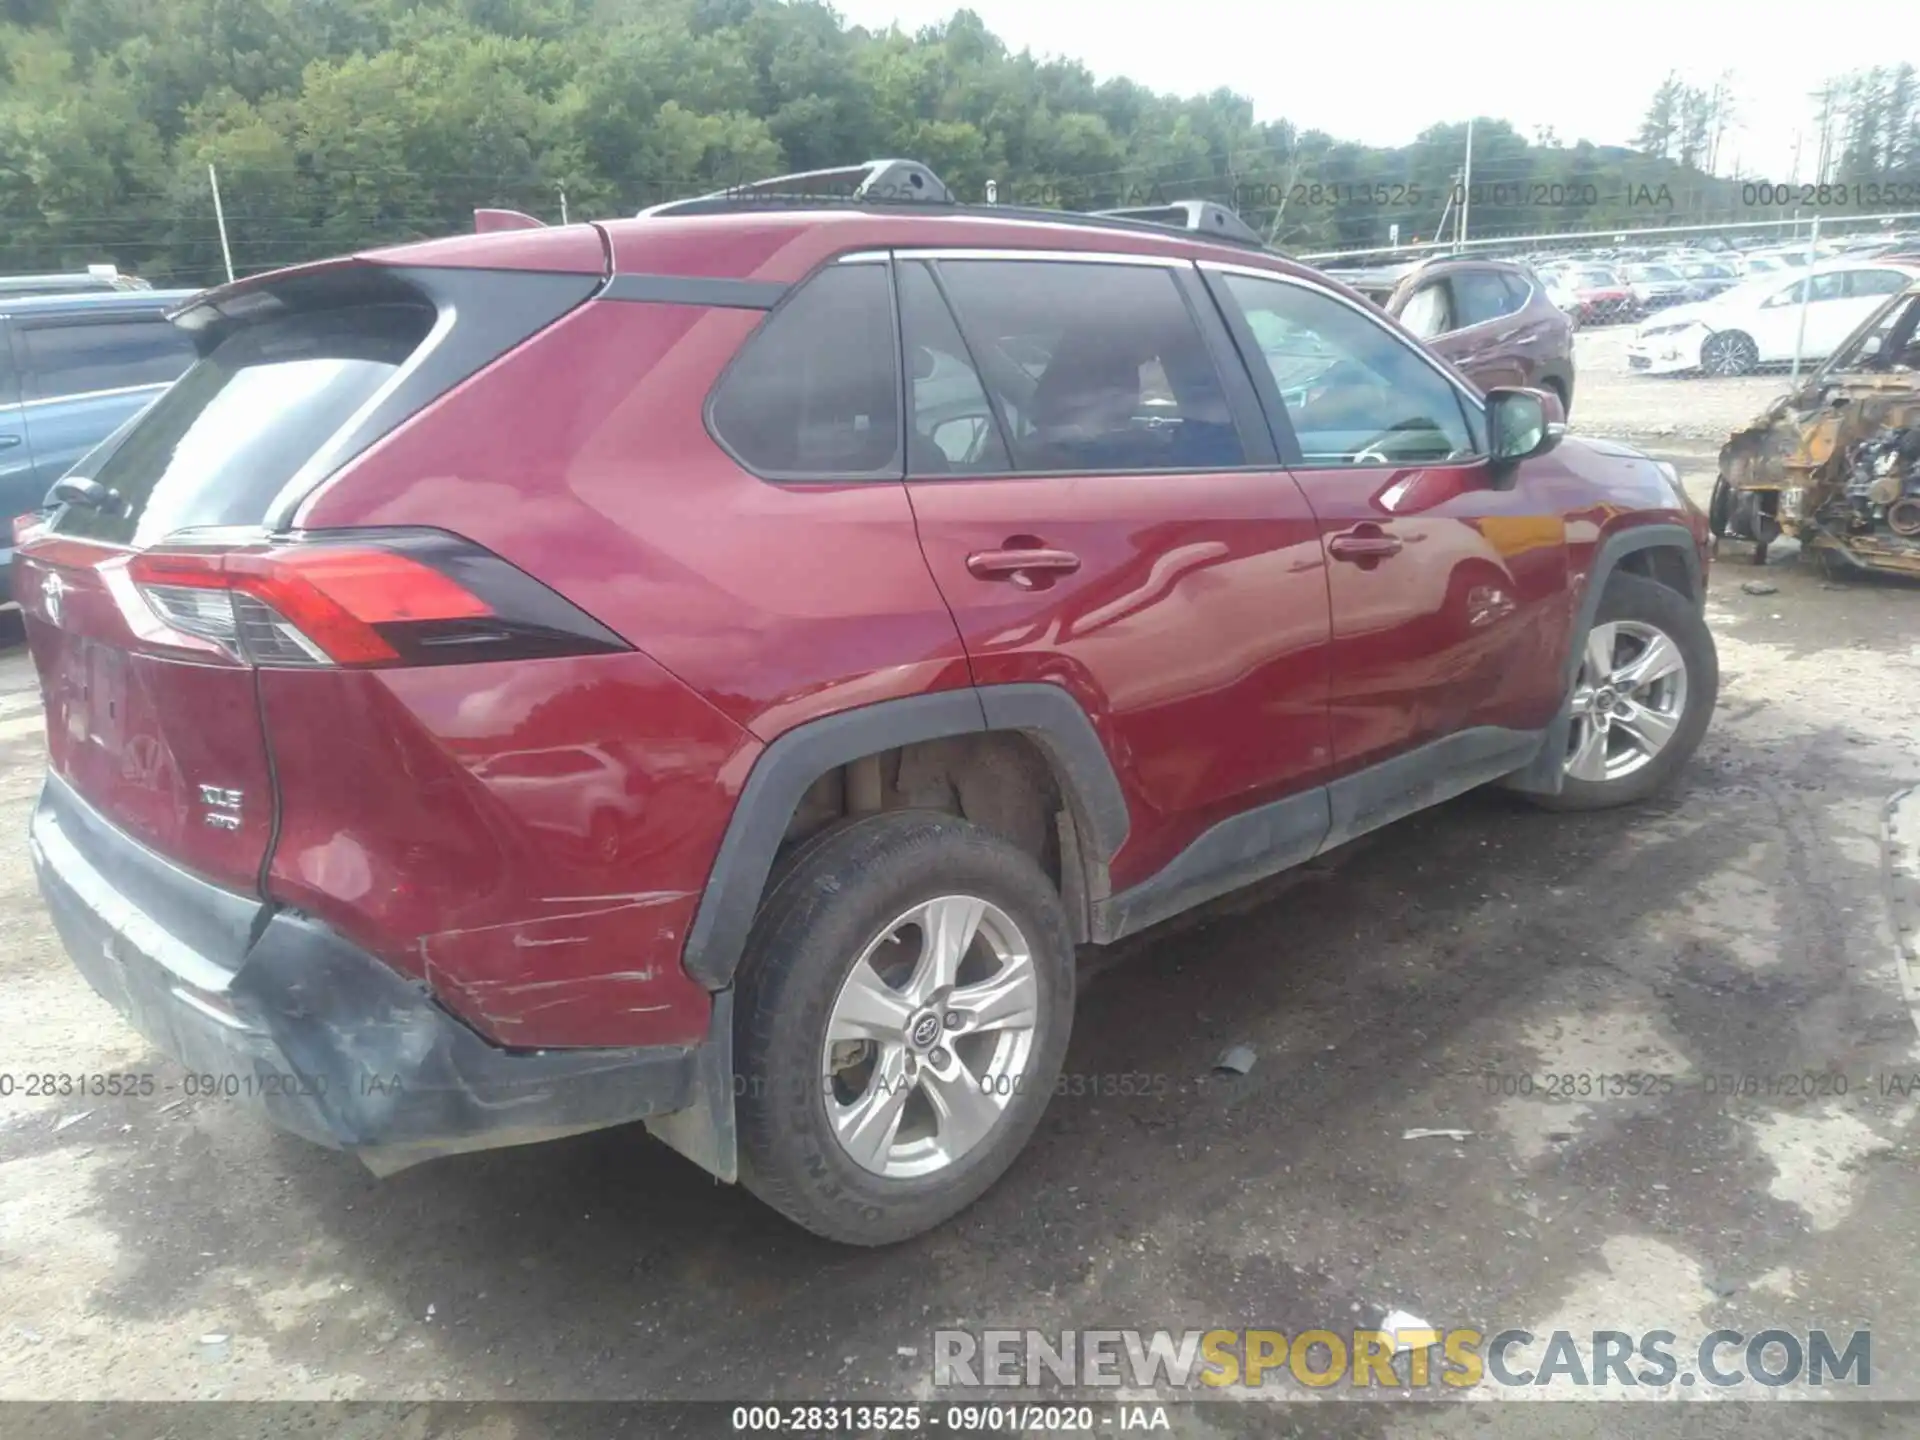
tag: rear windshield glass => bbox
[51,303,432,546]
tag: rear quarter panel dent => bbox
[258,651,755,1049]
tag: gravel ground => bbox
[1568,325,1787,444]
[4,445,1920,1439]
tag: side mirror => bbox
[1861,335,1884,358]
[1485,387,1563,485]
[911,345,937,382]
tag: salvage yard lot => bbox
[3,330,1920,1433]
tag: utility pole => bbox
[207,163,235,285]
[1790,214,1821,384]
[1458,117,1476,252]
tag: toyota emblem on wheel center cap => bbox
[908,1011,943,1050]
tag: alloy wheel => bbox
[821,895,1039,1179]
[1700,332,1756,376]
[1564,620,1690,783]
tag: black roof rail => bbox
[635,159,1276,254]
[640,159,951,217]
[1091,200,1266,248]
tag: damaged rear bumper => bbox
[29,772,712,1174]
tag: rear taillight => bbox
[125,529,629,668]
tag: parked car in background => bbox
[16,160,1716,1245]
[1628,260,1920,375]
[1622,263,1693,312]
[1,287,200,605]
[1736,249,1810,277]
[1321,256,1576,412]
[1541,270,1584,325]
[0,267,153,299]
[1559,266,1639,325]
[1672,258,1741,300]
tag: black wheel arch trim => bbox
[680,684,1129,990]
[1505,521,1703,795]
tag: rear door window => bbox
[20,316,196,402]
[707,261,901,480]
[933,259,1245,473]
[50,303,433,546]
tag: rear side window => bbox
[1847,269,1911,298]
[934,259,1245,473]
[1452,271,1518,327]
[20,316,196,402]
[708,262,901,479]
[51,303,432,546]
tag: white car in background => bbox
[1627,260,1920,375]
[1736,249,1811,277]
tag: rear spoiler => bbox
[475,209,546,233]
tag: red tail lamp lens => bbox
[123,531,627,669]
[130,545,493,666]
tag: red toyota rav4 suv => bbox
[20,163,1715,1245]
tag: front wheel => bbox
[1530,573,1718,812]
[1700,330,1758,376]
[732,811,1075,1245]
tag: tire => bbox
[1529,572,1717,812]
[1542,375,1571,418]
[732,810,1075,1245]
[1700,330,1758,376]
[1707,476,1732,538]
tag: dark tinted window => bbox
[936,259,1243,473]
[20,316,196,401]
[1772,273,1846,306]
[708,262,900,478]
[1452,270,1518,327]
[51,303,432,546]
[1223,272,1477,467]
[1847,269,1911,298]
[899,262,1010,475]
[1500,272,1534,308]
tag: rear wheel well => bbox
[773,732,1089,938]
[1612,544,1695,603]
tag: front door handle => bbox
[1327,526,1403,563]
[966,545,1082,590]
[0,435,20,450]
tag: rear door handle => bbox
[966,546,1082,589]
[0,435,20,450]
[1327,527,1403,563]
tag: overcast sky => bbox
[832,0,1920,181]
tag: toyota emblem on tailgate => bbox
[40,571,65,626]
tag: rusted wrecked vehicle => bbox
[1712,277,1920,573]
